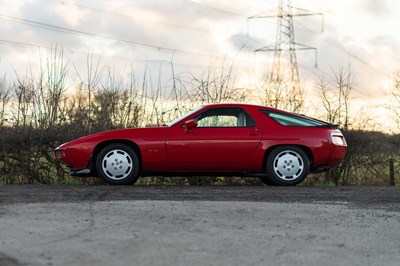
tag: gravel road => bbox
[0,185,399,266]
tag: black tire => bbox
[96,143,140,185]
[265,146,310,186]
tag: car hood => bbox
[57,127,169,149]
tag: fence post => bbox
[389,158,395,186]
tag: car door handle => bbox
[249,128,258,136]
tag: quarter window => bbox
[260,110,326,127]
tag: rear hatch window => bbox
[260,109,337,128]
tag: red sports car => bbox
[54,103,347,186]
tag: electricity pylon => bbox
[248,0,323,112]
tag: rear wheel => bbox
[264,146,310,186]
[96,143,140,185]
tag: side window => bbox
[196,108,256,128]
[197,115,237,127]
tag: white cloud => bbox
[0,0,399,103]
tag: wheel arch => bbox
[91,139,142,175]
[262,144,314,171]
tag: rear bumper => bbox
[328,145,347,168]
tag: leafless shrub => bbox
[186,57,250,104]
[0,50,399,186]
[257,69,305,113]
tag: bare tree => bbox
[164,55,193,124]
[188,57,250,104]
[0,75,11,127]
[44,45,68,127]
[93,65,146,130]
[318,65,355,130]
[315,65,356,185]
[388,72,400,130]
[121,66,145,128]
[75,53,103,134]
[260,74,305,113]
[385,71,400,157]
[11,46,68,130]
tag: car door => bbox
[166,107,262,171]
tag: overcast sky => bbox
[0,0,399,115]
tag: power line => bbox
[182,0,245,17]
[0,38,208,69]
[44,0,210,33]
[0,38,255,74]
[0,13,211,59]
[293,18,392,79]
[324,36,392,79]
[318,8,398,75]
[0,11,256,64]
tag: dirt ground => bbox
[0,185,400,266]
[1,185,400,208]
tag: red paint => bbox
[54,103,347,181]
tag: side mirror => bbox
[184,119,197,133]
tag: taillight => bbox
[331,131,347,146]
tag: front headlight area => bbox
[54,148,73,167]
[54,149,66,159]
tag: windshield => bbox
[166,106,204,127]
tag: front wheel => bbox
[96,143,140,185]
[264,146,310,186]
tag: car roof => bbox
[202,103,281,112]
[201,103,317,120]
